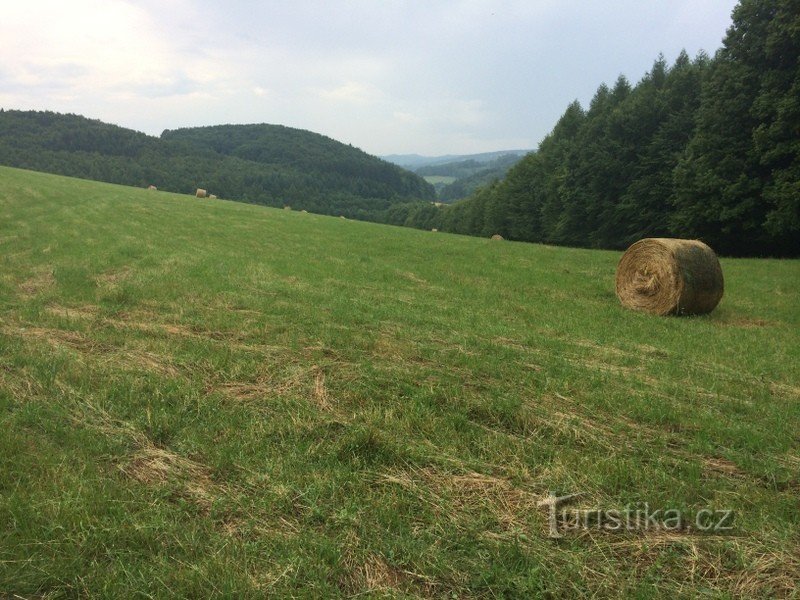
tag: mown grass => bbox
[1,165,798,598]
[421,176,457,185]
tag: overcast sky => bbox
[1,0,738,156]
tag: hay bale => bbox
[147,185,157,191]
[284,205,292,211]
[195,188,207,198]
[209,194,217,200]
[491,234,504,240]
[615,238,724,316]
[431,228,438,232]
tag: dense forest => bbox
[0,112,435,219]
[390,0,799,257]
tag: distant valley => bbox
[382,150,529,202]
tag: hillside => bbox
[1,166,799,597]
[0,110,435,219]
[382,150,528,170]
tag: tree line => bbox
[389,0,799,257]
[0,112,435,220]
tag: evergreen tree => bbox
[671,0,799,255]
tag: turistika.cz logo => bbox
[538,492,735,539]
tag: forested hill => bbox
[0,111,435,218]
[389,0,799,257]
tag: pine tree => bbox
[671,0,799,255]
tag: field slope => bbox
[1,166,798,598]
[0,110,435,220]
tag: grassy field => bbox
[422,176,457,185]
[1,165,798,598]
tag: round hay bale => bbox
[147,185,157,191]
[615,238,724,316]
[491,234,504,240]
[431,228,438,232]
[195,188,207,198]
[209,194,217,200]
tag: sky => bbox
[0,0,739,156]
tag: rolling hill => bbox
[0,110,435,219]
[1,165,798,597]
[381,150,529,171]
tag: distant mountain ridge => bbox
[0,110,435,219]
[381,150,529,170]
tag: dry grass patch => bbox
[702,456,748,479]
[572,338,631,358]
[632,343,670,358]
[19,269,55,297]
[95,266,132,287]
[770,382,800,399]
[336,532,437,598]
[72,401,220,511]
[3,324,101,354]
[604,534,800,598]
[362,555,411,593]
[2,322,179,377]
[312,366,332,410]
[45,304,101,320]
[397,270,430,287]
[213,363,338,414]
[380,467,541,533]
[121,446,216,509]
[491,336,529,351]
[122,349,180,377]
[548,408,628,452]
[713,315,774,328]
[0,362,46,401]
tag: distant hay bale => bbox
[491,234,504,240]
[209,194,217,200]
[147,185,157,191]
[195,188,207,198]
[284,205,291,211]
[340,215,346,219]
[301,209,308,213]
[615,238,724,316]
[431,228,438,232]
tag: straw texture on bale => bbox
[147,185,157,191]
[615,238,724,316]
[196,188,207,198]
[491,234,504,240]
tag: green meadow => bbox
[422,175,457,186]
[1,165,798,598]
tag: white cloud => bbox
[0,0,739,155]
[316,81,384,105]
